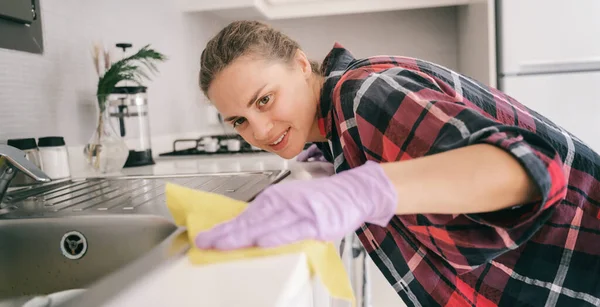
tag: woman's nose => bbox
[251,116,274,141]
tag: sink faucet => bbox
[0,144,51,209]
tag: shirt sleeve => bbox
[334,67,567,273]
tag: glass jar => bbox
[83,95,130,173]
[38,136,71,179]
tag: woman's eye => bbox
[232,118,246,128]
[257,95,271,107]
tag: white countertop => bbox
[66,150,342,307]
[105,252,320,307]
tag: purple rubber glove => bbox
[296,144,328,162]
[194,161,398,250]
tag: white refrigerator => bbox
[496,0,600,152]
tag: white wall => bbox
[266,7,459,72]
[0,0,226,147]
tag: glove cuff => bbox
[349,160,398,227]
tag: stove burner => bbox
[158,134,265,157]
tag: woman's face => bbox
[207,51,322,159]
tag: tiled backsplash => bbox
[0,1,458,151]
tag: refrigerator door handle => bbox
[518,58,600,75]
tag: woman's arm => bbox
[381,143,541,215]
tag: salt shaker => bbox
[6,138,44,186]
[37,136,71,179]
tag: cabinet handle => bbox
[518,58,600,75]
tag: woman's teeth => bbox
[270,130,288,145]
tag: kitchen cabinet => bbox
[176,0,473,20]
[498,0,600,75]
[497,0,600,152]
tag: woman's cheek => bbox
[238,131,257,148]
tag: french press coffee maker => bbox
[107,86,154,167]
[106,43,155,167]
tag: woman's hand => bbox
[194,161,398,250]
[296,144,328,162]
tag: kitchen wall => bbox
[0,0,227,146]
[0,1,459,154]
[267,7,459,72]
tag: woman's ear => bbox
[294,49,313,79]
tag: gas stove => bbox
[158,134,265,157]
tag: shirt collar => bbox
[317,43,356,139]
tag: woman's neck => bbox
[308,73,328,143]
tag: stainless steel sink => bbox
[0,170,290,306]
[0,215,176,300]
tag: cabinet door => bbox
[501,71,600,152]
[499,0,600,74]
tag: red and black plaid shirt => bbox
[315,43,600,307]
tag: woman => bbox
[195,20,600,306]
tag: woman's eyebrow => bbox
[245,84,267,107]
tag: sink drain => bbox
[60,231,87,260]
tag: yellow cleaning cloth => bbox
[165,182,355,304]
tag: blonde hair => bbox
[199,20,321,96]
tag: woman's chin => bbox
[273,142,305,160]
[273,148,299,160]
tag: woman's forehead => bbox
[209,57,286,107]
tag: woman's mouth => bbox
[268,128,291,151]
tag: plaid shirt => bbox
[315,43,600,307]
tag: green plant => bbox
[92,44,167,111]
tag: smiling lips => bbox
[268,128,291,151]
[270,130,288,145]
